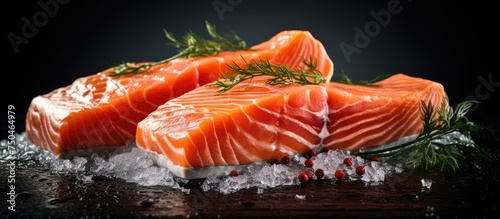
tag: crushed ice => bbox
[2,133,181,188]
[421,178,433,191]
[0,131,467,194]
[295,194,306,201]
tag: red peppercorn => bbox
[343,157,353,166]
[304,158,314,168]
[305,171,314,179]
[371,156,380,162]
[281,156,291,164]
[307,149,317,157]
[298,172,309,183]
[229,170,239,177]
[273,158,281,164]
[321,147,330,153]
[314,169,325,179]
[355,166,365,175]
[334,169,345,180]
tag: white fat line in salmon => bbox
[250,99,317,149]
[225,115,262,163]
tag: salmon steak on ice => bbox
[136,74,446,179]
[25,30,333,157]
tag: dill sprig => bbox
[352,99,493,172]
[339,69,392,86]
[109,21,246,77]
[212,56,327,93]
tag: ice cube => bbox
[355,156,365,165]
[51,157,87,174]
[375,168,386,181]
[345,167,355,176]
[77,174,93,183]
[395,166,404,173]
[181,187,190,194]
[370,160,380,169]
[257,188,264,194]
[295,194,306,201]
[421,178,433,190]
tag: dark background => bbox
[2,0,499,140]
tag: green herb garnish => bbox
[339,69,392,86]
[213,56,327,93]
[352,99,493,172]
[110,21,246,77]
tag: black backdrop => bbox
[2,0,499,140]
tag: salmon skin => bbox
[136,74,446,179]
[25,31,333,157]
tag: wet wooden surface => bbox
[2,123,499,219]
[1,159,499,219]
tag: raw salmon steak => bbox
[136,74,446,179]
[25,31,333,157]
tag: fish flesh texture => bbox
[25,31,333,157]
[136,73,446,179]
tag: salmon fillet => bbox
[26,31,333,157]
[136,74,446,179]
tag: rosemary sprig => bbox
[352,99,493,172]
[212,56,327,93]
[339,69,392,86]
[109,21,247,77]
